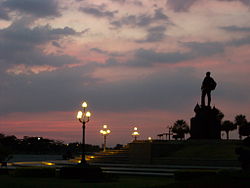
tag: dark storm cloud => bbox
[90,48,123,57]
[132,0,143,6]
[0,49,249,115]
[0,19,81,58]
[0,44,78,67]
[0,65,97,115]
[100,37,250,68]
[125,48,193,67]
[217,0,250,6]
[167,0,197,12]
[110,0,143,6]
[0,66,199,115]
[2,0,60,18]
[154,8,169,20]
[106,41,226,68]
[0,19,80,45]
[0,24,79,47]
[100,41,226,68]
[0,20,81,67]
[79,6,118,18]
[216,79,250,103]
[110,0,126,3]
[110,8,168,28]
[220,25,250,46]
[1,60,249,122]
[227,36,250,46]
[221,26,250,32]
[184,42,225,57]
[0,7,10,20]
[167,0,250,12]
[2,61,248,115]
[219,25,250,45]
[137,25,166,43]
[88,68,200,112]
[52,41,62,48]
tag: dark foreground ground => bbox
[1,175,171,188]
[1,171,250,188]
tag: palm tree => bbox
[172,120,189,140]
[239,122,250,137]
[235,114,248,140]
[221,120,237,140]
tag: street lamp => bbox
[76,101,91,165]
[100,125,111,152]
[168,126,173,140]
[132,127,140,141]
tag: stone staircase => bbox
[87,148,130,164]
[152,157,240,167]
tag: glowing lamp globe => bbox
[77,111,83,119]
[82,102,88,108]
[86,111,91,117]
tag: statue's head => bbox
[206,72,211,76]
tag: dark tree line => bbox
[221,114,250,140]
[171,114,250,140]
[0,134,66,154]
[0,134,100,161]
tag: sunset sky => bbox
[0,0,250,146]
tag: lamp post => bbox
[77,101,91,165]
[132,127,140,141]
[100,125,111,152]
[168,126,173,140]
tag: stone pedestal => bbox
[190,104,222,139]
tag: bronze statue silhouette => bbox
[201,72,216,107]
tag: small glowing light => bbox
[100,124,111,136]
[82,101,88,108]
[86,111,91,117]
[148,137,152,140]
[90,156,95,159]
[37,137,41,140]
[77,111,83,119]
[132,126,139,136]
[42,162,55,166]
[132,131,139,136]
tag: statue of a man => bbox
[201,72,216,107]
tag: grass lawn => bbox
[1,169,250,188]
[2,174,250,188]
[173,144,238,159]
[170,175,250,188]
[169,141,239,159]
[0,175,173,188]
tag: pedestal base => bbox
[190,104,221,139]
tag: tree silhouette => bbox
[221,120,237,140]
[239,122,250,137]
[172,120,189,140]
[235,114,248,140]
